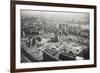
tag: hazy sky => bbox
[21,10,90,24]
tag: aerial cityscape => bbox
[21,10,90,63]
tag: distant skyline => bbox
[21,10,90,24]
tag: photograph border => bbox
[10,0,97,73]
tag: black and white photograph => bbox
[11,1,96,72]
[21,10,90,63]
